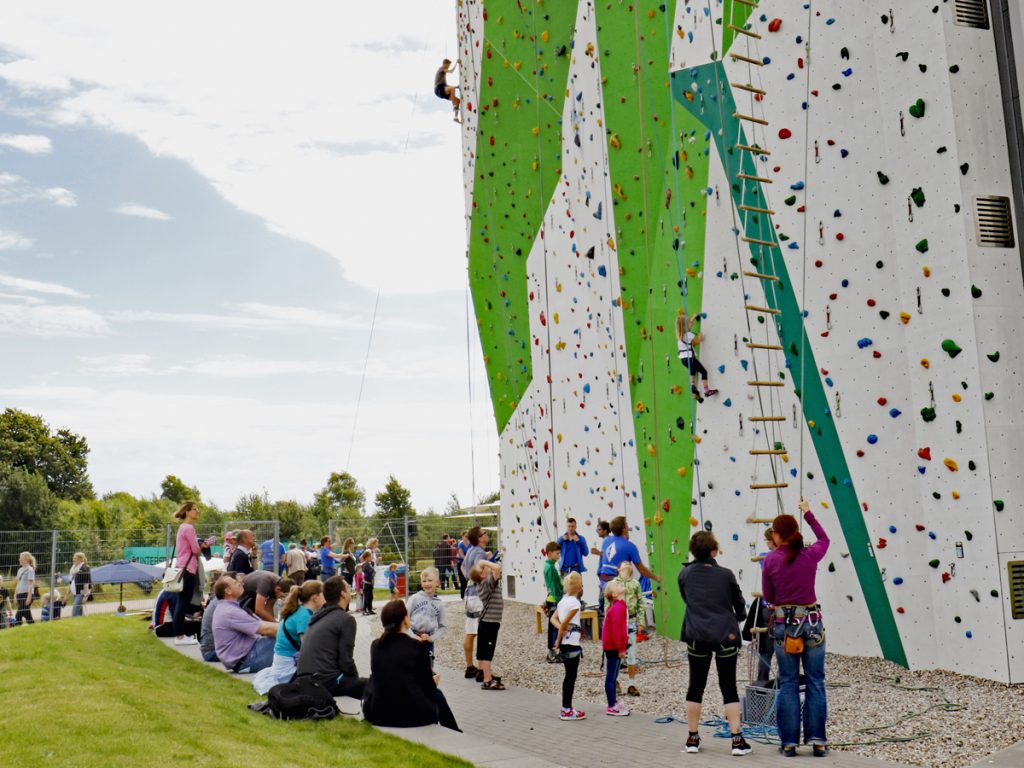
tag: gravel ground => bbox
[418,600,1024,768]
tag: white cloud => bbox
[111,202,172,221]
[0,302,107,336]
[77,353,155,376]
[0,228,34,250]
[0,3,466,293]
[0,132,53,154]
[0,57,72,91]
[110,302,369,332]
[0,172,77,207]
[0,272,85,297]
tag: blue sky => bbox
[0,3,497,512]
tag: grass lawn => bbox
[1,616,471,768]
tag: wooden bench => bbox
[534,605,599,642]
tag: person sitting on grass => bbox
[406,566,447,663]
[40,590,63,622]
[253,581,325,695]
[675,311,718,403]
[240,570,293,622]
[363,599,461,731]
[211,575,278,674]
[295,576,367,699]
[387,563,400,598]
[470,560,505,690]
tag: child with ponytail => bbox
[252,581,325,694]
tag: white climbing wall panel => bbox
[462,0,1024,682]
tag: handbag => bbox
[162,549,194,593]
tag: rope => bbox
[797,4,814,500]
[465,285,477,504]
[346,288,381,472]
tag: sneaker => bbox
[812,745,829,758]
[731,736,752,756]
[173,636,198,646]
[606,703,630,716]
[464,665,478,679]
[559,708,586,721]
[684,734,700,753]
[780,746,797,757]
[704,388,719,397]
[691,386,704,403]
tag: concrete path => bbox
[162,609,916,768]
[970,741,1024,767]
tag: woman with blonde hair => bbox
[68,552,92,618]
[552,571,584,720]
[14,551,36,625]
[675,311,717,403]
[252,580,325,694]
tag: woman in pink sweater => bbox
[601,581,630,716]
[172,501,202,645]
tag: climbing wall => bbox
[461,0,1024,683]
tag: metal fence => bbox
[331,507,500,596]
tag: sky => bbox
[0,2,499,514]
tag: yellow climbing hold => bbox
[646,443,657,457]
[693,435,702,444]
[635,401,647,413]
[653,511,664,526]
[553,312,559,324]
[690,516,700,527]
[541,30,549,42]
[514,61,522,71]
[923,266,931,277]
[608,236,616,250]
[820,501,830,509]
[562,481,568,490]
[808,420,816,428]
[952,393,962,403]
[900,312,911,324]
[556,433,563,443]
[609,133,622,149]
[613,183,626,200]
[921,358,930,369]
[944,458,959,472]
[531,126,540,136]
[677,466,688,477]
[952,490,961,500]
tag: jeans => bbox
[773,620,827,746]
[604,651,622,707]
[561,649,581,709]
[72,593,85,617]
[172,569,197,637]
[15,593,34,624]
[237,636,275,674]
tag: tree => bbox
[0,464,59,530]
[0,408,94,500]
[478,490,500,505]
[374,475,414,523]
[270,500,308,540]
[160,474,201,504]
[312,471,365,527]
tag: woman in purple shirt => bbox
[762,499,829,758]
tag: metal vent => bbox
[506,574,516,599]
[1010,561,1024,619]
[954,0,990,29]
[975,195,1015,247]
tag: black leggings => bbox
[457,563,468,599]
[682,357,708,380]
[686,642,739,704]
[363,583,374,613]
[172,570,197,636]
[15,593,34,624]
[561,651,581,709]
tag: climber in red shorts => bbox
[434,58,461,123]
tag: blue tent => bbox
[88,560,164,610]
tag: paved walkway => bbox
[163,610,915,768]
[971,741,1024,767]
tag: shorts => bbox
[434,83,449,100]
[681,356,708,378]
[476,620,500,662]
[465,616,479,635]
[625,625,638,666]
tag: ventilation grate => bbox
[1010,561,1024,620]
[954,0,990,29]
[975,195,1015,247]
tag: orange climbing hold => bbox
[944,458,959,472]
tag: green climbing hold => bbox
[829,476,837,485]
[784,195,797,206]
[955,420,962,434]
[774,441,784,450]
[910,187,926,207]
[987,352,1000,362]
[971,285,983,298]
[928,559,940,568]
[908,98,926,118]
[941,339,962,358]
[964,530,974,541]
[921,407,937,422]
[915,239,929,253]
[806,471,814,479]
[828,562,836,573]
[985,392,994,400]
[991,589,999,597]
[877,171,890,185]
[994,499,1005,511]
[790,342,799,356]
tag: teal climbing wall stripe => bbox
[672,62,909,668]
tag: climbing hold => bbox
[893,577,904,585]
[921,407,937,422]
[968,461,977,471]
[769,18,783,32]
[867,434,878,445]
[910,187,926,207]
[828,562,835,572]
[971,285,983,298]
[896,52,909,62]
[944,458,959,472]
[890,408,902,418]
[987,352,1000,362]
[992,589,1000,597]
[857,338,873,349]
[928,559,940,569]
[908,98,926,118]
[994,500,1005,511]
[877,538,887,549]
[778,128,792,140]
[961,163,970,175]
[841,47,850,59]
[921,358,930,368]
[915,239,929,253]
[941,339,963,358]
[899,312,911,324]
[918,447,932,460]
[877,171,890,185]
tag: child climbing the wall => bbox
[676,311,718,403]
[434,58,461,123]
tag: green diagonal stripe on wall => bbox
[671,61,909,668]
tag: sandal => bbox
[481,679,506,690]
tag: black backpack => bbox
[305,557,322,580]
[266,676,339,721]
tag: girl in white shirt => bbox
[676,312,718,403]
[14,551,36,625]
[552,572,585,721]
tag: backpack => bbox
[305,557,322,579]
[266,676,339,720]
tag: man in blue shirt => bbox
[557,517,590,576]
[259,537,286,573]
[599,515,661,586]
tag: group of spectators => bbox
[1,550,93,627]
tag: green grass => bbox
[1,616,472,768]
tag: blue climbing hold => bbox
[889,525,897,533]
[723,398,732,408]
[825,377,833,387]
[842,68,853,77]
[583,383,591,394]
[918,466,926,474]
[928,532,937,540]
[867,434,878,444]
[597,265,607,277]
[893,577,904,585]
[841,279,849,287]
[718,364,726,374]
[787,73,795,81]
[966,631,973,639]
[826,18,836,25]
[857,338,873,349]
[889,408,902,418]
[787,242,800,250]
[791,181,805,190]
[840,149,849,158]
[833,209,842,217]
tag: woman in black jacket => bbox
[678,532,751,757]
[362,600,460,731]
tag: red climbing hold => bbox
[941,572,952,583]
[829,293,838,300]
[867,299,876,307]
[827,139,836,146]
[918,447,932,460]
[915,524,926,531]
[856,449,865,457]
[872,351,882,359]
[877,397,887,405]
[836,233,845,241]
[768,18,783,32]
[877,538,888,549]
[539,311,547,326]
[798,58,805,69]
[489,135,495,146]
[662,499,670,512]
[778,128,792,140]
[897,606,906,614]
[815,260,823,268]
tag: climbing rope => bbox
[346,288,381,472]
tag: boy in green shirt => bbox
[543,541,563,662]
